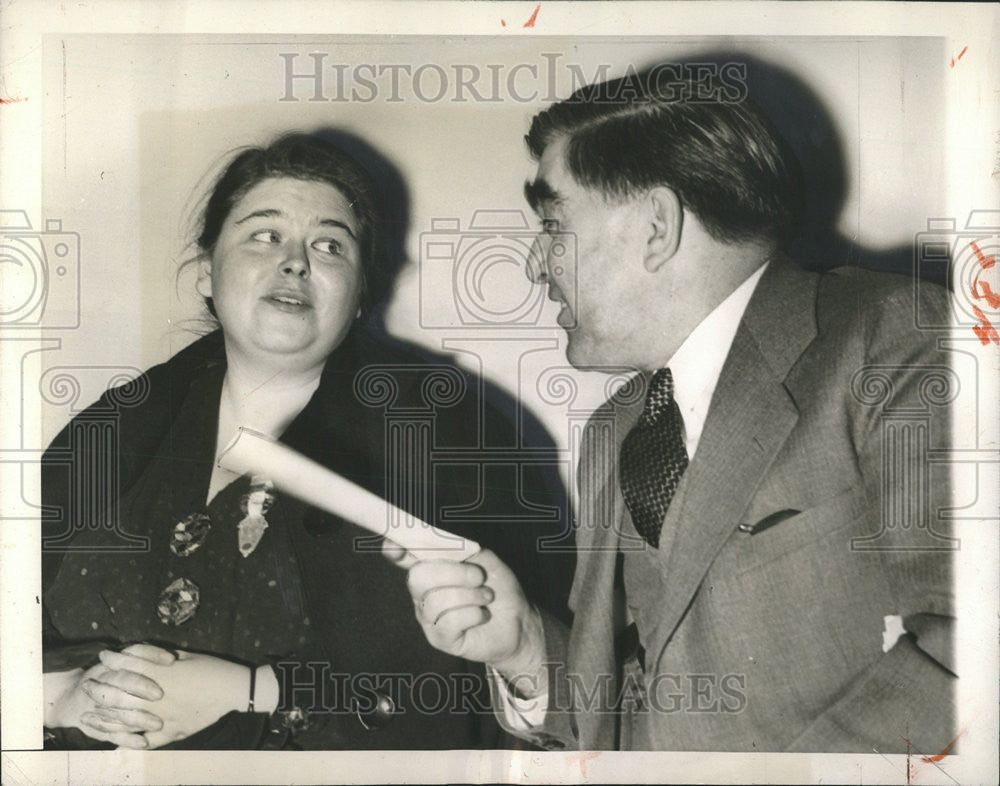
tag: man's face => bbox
[526,136,646,369]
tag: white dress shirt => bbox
[496,262,769,730]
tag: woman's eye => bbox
[251,230,280,244]
[313,239,344,256]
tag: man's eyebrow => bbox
[524,178,561,213]
[234,209,356,239]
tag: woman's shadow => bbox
[310,127,576,624]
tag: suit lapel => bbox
[644,258,821,672]
[569,385,644,749]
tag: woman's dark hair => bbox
[194,133,385,318]
[526,64,804,248]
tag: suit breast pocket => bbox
[726,485,875,577]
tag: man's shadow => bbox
[312,127,576,624]
[651,52,951,290]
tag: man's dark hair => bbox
[526,65,804,247]
[195,133,386,318]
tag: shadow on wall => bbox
[641,51,951,290]
[309,126,577,619]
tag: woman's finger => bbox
[77,716,149,749]
[96,654,165,700]
[118,643,177,665]
[82,706,163,732]
[80,712,145,735]
[80,678,150,710]
[105,731,150,750]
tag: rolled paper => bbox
[217,427,480,562]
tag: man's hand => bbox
[385,541,549,698]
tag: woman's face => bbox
[197,177,363,374]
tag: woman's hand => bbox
[87,646,257,749]
[44,655,166,749]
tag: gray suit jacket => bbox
[507,257,956,752]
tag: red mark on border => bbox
[969,241,1000,344]
[971,241,996,269]
[0,96,29,104]
[972,305,999,345]
[920,733,962,764]
[972,280,1000,310]
[566,751,600,777]
[523,3,541,27]
[950,46,968,68]
[920,730,962,763]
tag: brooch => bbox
[238,476,276,558]
[156,577,200,626]
[170,512,212,557]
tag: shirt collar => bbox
[666,262,768,459]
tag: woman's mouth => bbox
[265,291,311,310]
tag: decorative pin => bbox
[156,577,200,626]
[170,512,212,557]
[237,477,276,558]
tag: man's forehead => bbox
[525,137,574,211]
[537,135,569,180]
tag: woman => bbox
[41,133,572,750]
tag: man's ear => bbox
[195,257,213,299]
[643,187,682,273]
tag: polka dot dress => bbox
[45,367,317,664]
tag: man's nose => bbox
[525,235,549,284]
[280,243,310,278]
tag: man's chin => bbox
[563,341,603,372]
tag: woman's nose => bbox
[280,244,310,278]
[525,235,549,284]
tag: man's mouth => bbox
[556,300,574,328]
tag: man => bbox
[388,65,956,752]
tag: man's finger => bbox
[407,560,486,599]
[118,643,177,665]
[423,604,490,649]
[383,537,419,570]
[418,585,494,625]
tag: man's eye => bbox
[251,230,280,243]
[313,239,344,256]
[541,218,560,235]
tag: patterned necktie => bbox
[619,368,689,548]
